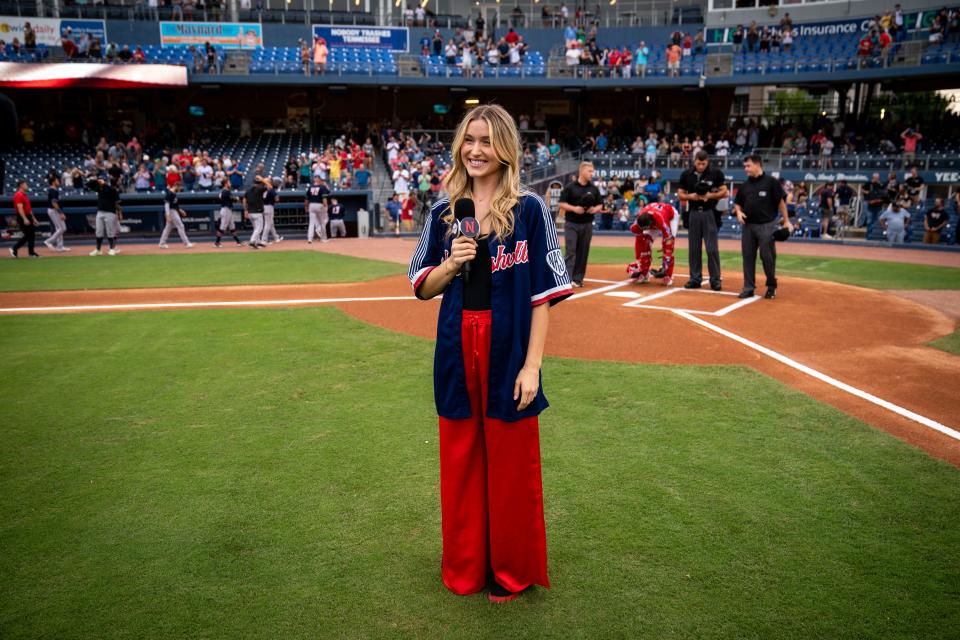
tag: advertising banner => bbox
[311,25,408,51]
[0,16,105,47]
[159,21,263,49]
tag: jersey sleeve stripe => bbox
[531,283,574,306]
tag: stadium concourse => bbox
[1,234,958,469]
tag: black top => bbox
[90,181,121,213]
[244,184,266,213]
[733,173,785,224]
[47,187,59,209]
[164,188,178,208]
[305,184,330,204]
[218,188,233,208]
[819,187,834,210]
[926,206,949,229]
[264,188,277,206]
[329,203,344,220]
[462,235,492,311]
[560,180,602,224]
[863,181,887,205]
[678,165,725,212]
[836,183,854,205]
[905,175,925,194]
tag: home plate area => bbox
[605,285,761,317]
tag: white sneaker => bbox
[9,248,17,259]
[321,238,330,243]
[662,276,674,286]
[44,239,55,250]
[185,242,194,248]
[108,248,119,256]
[638,275,650,283]
[89,249,102,256]
[822,233,832,239]
[61,247,71,252]
[158,243,169,249]
[277,236,284,242]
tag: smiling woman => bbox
[408,103,573,604]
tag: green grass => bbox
[0,251,403,291]
[1,308,958,639]
[929,328,960,355]
[587,247,960,290]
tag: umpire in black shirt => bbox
[733,155,794,300]
[559,161,603,287]
[677,150,727,291]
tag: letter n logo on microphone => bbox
[460,218,478,237]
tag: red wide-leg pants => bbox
[438,309,551,595]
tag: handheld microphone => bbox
[454,198,479,284]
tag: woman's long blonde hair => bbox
[441,104,522,240]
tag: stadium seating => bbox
[250,47,398,76]
[421,50,546,78]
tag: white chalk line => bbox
[675,310,960,442]
[0,295,421,314]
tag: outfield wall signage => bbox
[159,21,263,49]
[311,25,408,51]
[706,11,935,44]
[0,16,105,47]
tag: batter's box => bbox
[605,287,762,317]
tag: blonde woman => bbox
[408,104,572,603]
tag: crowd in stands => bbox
[419,26,536,75]
[15,120,375,196]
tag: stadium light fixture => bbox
[880,108,886,120]
[465,98,480,105]
[395,0,402,5]
[421,0,429,7]
[609,0,616,4]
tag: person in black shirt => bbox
[835,179,854,228]
[924,197,949,244]
[159,182,194,249]
[733,155,793,299]
[243,175,269,249]
[818,181,835,239]
[262,177,283,245]
[87,176,123,256]
[43,176,69,252]
[305,175,330,243]
[559,162,602,287]
[677,151,727,290]
[328,197,347,238]
[861,173,887,238]
[904,166,925,206]
[215,185,242,247]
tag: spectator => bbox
[197,159,214,190]
[746,22,759,53]
[781,25,793,51]
[924,198,949,243]
[835,179,854,226]
[133,46,145,63]
[24,22,36,52]
[759,27,770,53]
[879,200,910,244]
[61,34,78,59]
[117,45,132,62]
[666,42,681,77]
[861,173,886,236]
[565,40,580,68]
[901,126,923,165]
[105,41,117,61]
[134,164,152,192]
[432,30,443,57]
[904,165,925,205]
[682,33,693,58]
[313,37,328,75]
[384,193,402,231]
[818,181,835,238]
[732,25,744,54]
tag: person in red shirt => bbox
[626,201,678,285]
[879,29,892,53]
[401,192,417,231]
[858,35,874,57]
[10,179,40,258]
[505,28,519,44]
[608,47,621,71]
[165,165,182,189]
[61,35,78,59]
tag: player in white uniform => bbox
[305,175,330,243]
[158,183,194,249]
[262,177,284,244]
[44,176,69,251]
[214,185,243,247]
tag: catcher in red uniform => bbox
[626,201,679,286]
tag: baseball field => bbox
[1,238,959,639]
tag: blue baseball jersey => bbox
[408,192,573,423]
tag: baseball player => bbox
[304,175,330,243]
[214,184,243,247]
[159,182,194,249]
[328,197,346,238]
[262,178,283,244]
[87,175,123,256]
[243,174,270,249]
[626,200,678,286]
[44,176,69,252]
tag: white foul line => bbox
[0,295,421,314]
[674,310,960,442]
